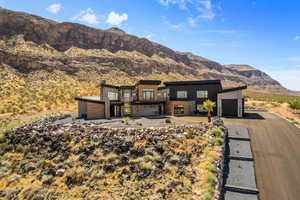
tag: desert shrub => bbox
[206,173,217,195]
[139,161,154,170]
[165,118,171,123]
[122,117,130,125]
[0,132,6,143]
[203,194,213,200]
[203,147,212,156]
[201,160,217,173]
[288,99,300,110]
[214,137,223,145]
[187,128,194,138]
[196,135,205,140]
[15,144,27,153]
[169,154,181,165]
[8,132,16,141]
[0,143,9,154]
[209,127,222,137]
[287,117,300,125]
[63,131,72,141]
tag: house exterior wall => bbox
[165,101,195,116]
[77,100,87,118]
[86,102,105,119]
[131,104,162,116]
[218,90,243,117]
[136,84,159,101]
[167,84,221,115]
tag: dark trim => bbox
[220,85,247,93]
[131,101,165,105]
[102,84,119,89]
[158,86,167,90]
[110,101,124,105]
[137,80,161,85]
[119,85,135,89]
[164,80,221,86]
[74,97,105,104]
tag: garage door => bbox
[141,105,159,116]
[222,99,238,117]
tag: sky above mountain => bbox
[0,0,299,91]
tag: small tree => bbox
[202,100,216,123]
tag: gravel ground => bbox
[56,116,203,128]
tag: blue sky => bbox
[1,0,300,91]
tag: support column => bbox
[217,94,222,117]
[238,98,242,118]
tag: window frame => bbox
[142,88,154,101]
[197,90,208,98]
[177,90,187,99]
[108,91,119,101]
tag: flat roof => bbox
[119,85,135,89]
[164,80,221,86]
[137,80,161,85]
[220,85,247,93]
[74,96,105,103]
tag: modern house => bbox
[75,79,247,119]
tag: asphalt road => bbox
[223,112,300,200]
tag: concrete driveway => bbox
[223,112,300,200]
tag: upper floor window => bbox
[108,92,119,100]
[177,91,187,98]
[197,90,208,98]
[143,88,154,101]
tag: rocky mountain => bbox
[0,8,291,114]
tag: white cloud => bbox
[266,69,300,91]
[162,17,185,31]
[71,8,99,24]
[145,34,155,39]
[46,3,61,14]
[197,0,215,20]
[294,36,300,41]
[288,57,300,62]
[159,0,217,27]
[106,11,128,26]
[187,17,197,26]
[158,0,187,9]
[203,29,237,34]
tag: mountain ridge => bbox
[0,8,291,94]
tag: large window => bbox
[197,90,208,98]
[174,105,184,115]
[123,91,131,101]
[143,88,154,101]
[108,92,118,100]
[177,91,187,98]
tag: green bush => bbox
[209,127,222,137]
[288,99,300,110]
[165,118,171,123]
[214,137,223,145]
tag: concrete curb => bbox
[219,125,259,200]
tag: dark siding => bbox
[222,99,238,116]
[168,84,222,114]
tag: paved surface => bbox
[223,125,257,200]
[223,112,300,200]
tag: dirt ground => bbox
[223,112,300,200]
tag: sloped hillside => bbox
[0,8,290,115]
